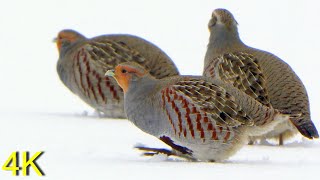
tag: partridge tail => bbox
[280,110,319,139]
[291,119,319,139]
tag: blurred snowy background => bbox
[0,0,319,179]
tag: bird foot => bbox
[135,146,174,156]
[134,146,197,161]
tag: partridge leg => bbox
[248,139,255,145]
[135,146,196,161]
[279,133,284,146]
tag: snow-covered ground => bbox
[1,0,320,179]
[0,112,319,179]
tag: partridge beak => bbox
[105,70,115,77]
[52,37,58,43]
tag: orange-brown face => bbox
[113,65,146,93]
[55,31,80,53]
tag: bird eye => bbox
[121,69,127,73]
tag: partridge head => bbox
[54,29,85,54]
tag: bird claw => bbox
[135,146,174,156]
[135,145,198,162]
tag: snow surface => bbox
[0,112,319,180]
[1,0,320,179]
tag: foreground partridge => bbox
[106,62,297,161]
[203,9,319,145]
[55,29,179,118]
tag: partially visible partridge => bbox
[106,62,297,162]
[55,29,179,118]
[203,9,319,145]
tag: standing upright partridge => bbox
[55,29,179,118]
[203,9,319,145]
[106,62,297,161]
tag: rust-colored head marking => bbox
[54,29,85,53]
[112,62,148,93]
[208,8,238,30]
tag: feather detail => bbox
[207,52,271,107]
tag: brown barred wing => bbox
[211,52,271,107]
[88,36,179,79]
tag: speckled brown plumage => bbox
[56,29,179,118]
[203,9,318,144]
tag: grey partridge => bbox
[203,9,318,145]
[55,29,179,118]
[105,62,297,161]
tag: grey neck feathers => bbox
[60,41,79,58]
[207,24,245,57]
[124,76,164,136]
[126,75,158,97]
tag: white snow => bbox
[0,112,319,179]
[0,0,320,179]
